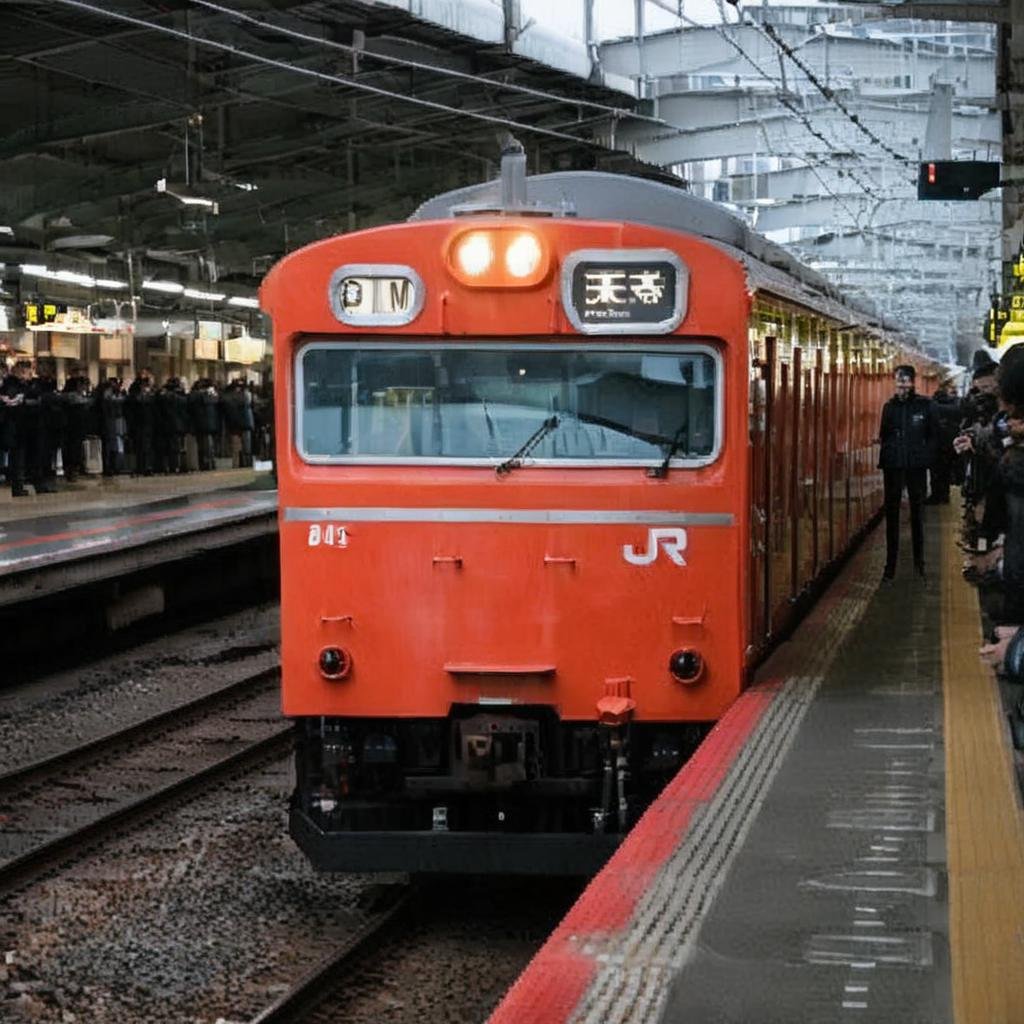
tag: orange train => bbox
[260,152,938,874]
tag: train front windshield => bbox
[296,341,719,466]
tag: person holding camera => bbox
[972,357,1024,620]
[954,356,1000,552]
[878,365,933,581]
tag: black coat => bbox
[156,386,189,435]
[98,388,127,442]
[878,393,933,470]
[990,448,1024,622]
[188,387,221,435]
[62,377,95,438]
[127,385,157,436]
[930,392,962,456]
[221,385,255,432]
[0,375,25,448]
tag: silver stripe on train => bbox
[283,508,735,526]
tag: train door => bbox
[811,350,823,579]
[769,339,793,632]
[757,326,801,639]
[748,333,769,650]
[788,346,803,602]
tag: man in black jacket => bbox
[878,365,933,580]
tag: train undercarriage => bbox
[290,707,708,874]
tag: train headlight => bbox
[319,646,352,680]
[454,231,494,278]
[669,648,705,685]
[505,232,542,278]
[446,226,550,288]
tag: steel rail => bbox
[0,710,292,896]
[0,665,280,792]
[248,889,415,1024]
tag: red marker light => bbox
[927,162,936,185]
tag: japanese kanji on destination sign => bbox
[565,251,684,333]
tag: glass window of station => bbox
[296,341,721,467]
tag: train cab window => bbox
[297,341,721,467]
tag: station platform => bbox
[490,507,1024,1024]
[0,471,278,608]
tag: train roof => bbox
[411,170,908,343]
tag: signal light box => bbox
[917,161,1000,200]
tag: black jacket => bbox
[62,376,95,437]
[220,384,255,432]
[188,385,221,435]
[156,385,189,435]
[127,381,157,436]
[930,392,962,450]
[98,386,127,442]
[0,375,25,448]
[878,392,933,470]
[987,447,1024,622]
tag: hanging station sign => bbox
[23,301,64,326]
[561,249,688,335]
[328,264,425,327]
[984,299,1009,344]
[224,334,267,364]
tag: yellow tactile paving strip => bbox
[941,505,1024,1024]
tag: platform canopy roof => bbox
[0,0,665,305]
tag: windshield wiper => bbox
[495,415,560,476]
[648,422,688,479]
[572,411,668,448]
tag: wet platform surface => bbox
[664,525,948,1023]
[490,507,1024,1024]
[0,487,278,576]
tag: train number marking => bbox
[307,524,348,548]
[623,528,687,566]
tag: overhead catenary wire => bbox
[44,0,612,148]
[754,20,916,167]
[187,0,667,127]
[47,0,908,202]
[671,6,894,197]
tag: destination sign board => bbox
[328,264,424,326]
[562,249,688,335]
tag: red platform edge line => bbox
[487,681,780,1024]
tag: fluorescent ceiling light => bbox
[51,234,115,250]
[142,280,184,294]
[155,177,219,214]
[21,263,129,290]
[55,269,96,287]
[228,296,260,308]
[184,287,227,301]
[178,195,218,209]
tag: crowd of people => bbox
[954,347,1024,729]
[0,360,273,497]
[883,347,1024,745]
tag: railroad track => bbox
[0,666,292,894]
[242,877,580,1024]
[249,886,415,1024]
